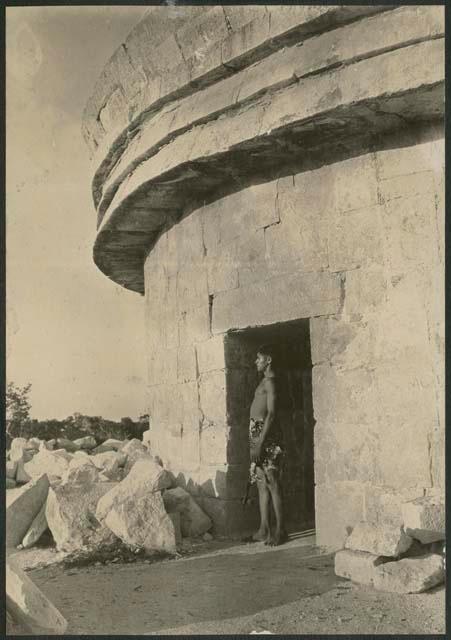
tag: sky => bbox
[6,7,151,420]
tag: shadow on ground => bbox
[31,539,337,635]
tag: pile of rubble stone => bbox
[6,433,213,556]
[335,495,445,593]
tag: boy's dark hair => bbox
[257,343,277,365]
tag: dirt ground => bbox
[13,532,446,635]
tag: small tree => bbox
[6,382,32,438]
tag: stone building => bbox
[83,6,445,548]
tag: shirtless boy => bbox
[247,344,287,546]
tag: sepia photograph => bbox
[5,3,446,635]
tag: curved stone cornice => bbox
[85,6,445,294]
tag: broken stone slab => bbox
[73,435,97,450]
[373,553,445,593]
[121,439,150,476]
[91,451,127,479]
[56,437,80,453]
[61,457,101,485]
[345,521,413,557]
[401,495,445,544]
[168,511,182,546]
[103,491,176,554]
[6,556,68,634]
[16,458,32,484]
[22,502,48,549]
[24,449,73,480]
[46,482,119,552]
[162,487,212,538]
[6,475,50,548]
[334,549,388,586]
[96,457,174,521]
[6,459,18,479]
[94,438,127,454]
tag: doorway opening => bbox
[225,318,315,534]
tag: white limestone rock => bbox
[121,439,150,476]
[334,549,387,585]
[56,438,80,453]
[6,459,18,479]
[61,457,100,485]
[91,451,127,480]
[15,458,32,484]
[96,457,174,521]
[6,475,50,548]
[162,487,212,537]
[402,495,445,544]
[142,429,152,449]
[24,449,73,480]
[73,435,97,450]
[103,492,176,554]
[46,482,119,551]
[345,521,413,557]
[94,438,127,454]
[373,554,445,593]
[22,502,48,548]
[6,556,68,635]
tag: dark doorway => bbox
[225,319,315,533]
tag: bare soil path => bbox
[22,533,445,635]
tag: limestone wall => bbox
[143,130,444,543]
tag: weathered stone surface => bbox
[6,557,68,634]
[142,429,152,449]
[24,449,73,480]
[103,491,176,554]
[93,438,126,454]
[6,475,50,548]
[10,438,28,456]
[373,554,445,593]
[73,436,97,450]
[402,495,445,543]
[56,438,80,453]
[91,451,127,479]
[212,271,342,334]
[6,459,18,479]
[121,439,152,476]
[315,483,365,550]
[6,478,17,489]
[46,482,118,551]
[162,487,212,537]
[21,502,48,548]
[345,522,413,557]
[196,335,226,374]
[15,458,32,484]
[168,511,182,545]
[334,549,387,586]
[61,457,101,485]
[96,457,174,521]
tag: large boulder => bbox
[61,456,100,485]
[10,438,28,459]
[334,549,388,585]
[402,495,445,544]
[345,521,413,557]
[46,482,119,551]
[91,451,127,480]
[162,487,212,537]
[56,438,80,453]
[103,492,176,554]
[27,437,45,450]
[96,457,174,521]
[121,439,151,476]
[22,502,48,548]
[24,449,73,480]
[6,556,67,634]
[15,458,32,484]
[73,435,97,450]
[373,554,445,593]
[6,475,50,548]
[6,459,18,479]
[93,438,127,454]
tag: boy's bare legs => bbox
[252,467,270,541]
[266,468,287,546]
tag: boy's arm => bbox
[251,379,277,461]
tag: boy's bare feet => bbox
[242,528,268,543]
[265,528,288,546]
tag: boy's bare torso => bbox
[250,375,274,422]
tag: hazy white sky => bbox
[6,7,150,420]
